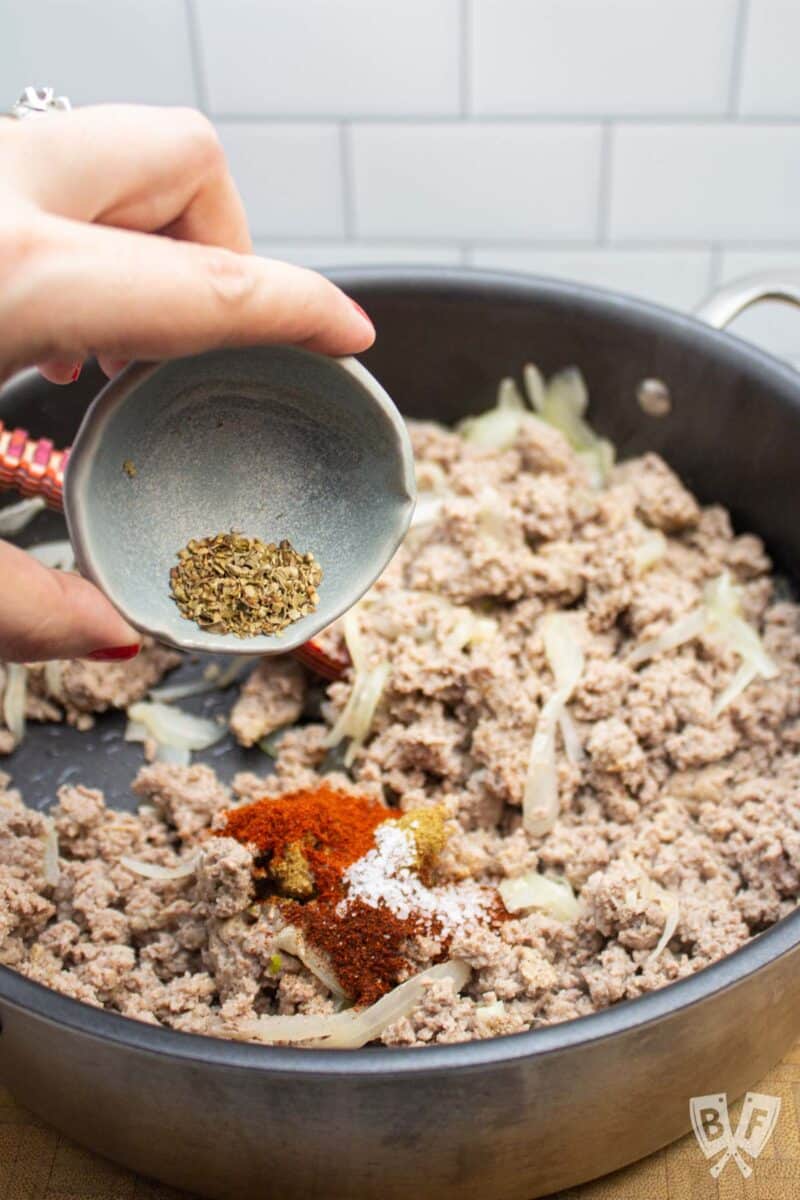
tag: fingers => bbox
[34,361,83,385]
[0,541,139,662]
[1,216,374,375]
[3,105,252,253]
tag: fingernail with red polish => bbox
[86,644,140,662]
[349,297,373,328]
[70,365,82,383]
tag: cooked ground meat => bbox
[1,405,799,1048]
[229,657,306,747]
[0,636,181,740]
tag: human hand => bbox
[0,104,375,662]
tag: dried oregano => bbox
[170,532,322,638]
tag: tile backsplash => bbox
[3,0,800,362]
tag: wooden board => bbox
[3,1040,800,1199]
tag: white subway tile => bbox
[610,125,800,242]
[467,248,712,311]
[470,0,737,116]
[255,244,462,268]
[217,124,344,239]
[716,249,800,361]
[739,1,800,116]
[195,0,460,116]
[0,0,196,106]
[351,124,602,240]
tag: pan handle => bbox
[695,272,800,331]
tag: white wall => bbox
[3,0,800,362]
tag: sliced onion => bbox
[127,701,226,750]
[558,709,584,765]
[541,613,584,695]
[27,540,74,570]
[647,888,680,963]
[443,609,477,653]
[474,1000,506,1029]
[275,926,348,999]
[238,960,471,1048]
[0,497,45,536]
[535,367,615,486]
[3,663,27,745]
[42,818,60,887]
[458,382,526,449]
[627,609,707,668]
[410,493,447,530]
[120,852,200,881]
[43,660,64,699]
[522,691,562,835]
[150,655,256,702]
[632,528,667,575]
[124,720,148,744]
[499,872,580,922]
[712,661,759,718]
[523,363,546,413]
[627,573,778,716]
[523,614,584,835]
[154,743,192,766]
[321,612,390,768]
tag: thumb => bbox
[0,541,140,662]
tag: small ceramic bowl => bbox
[64,346,416,655]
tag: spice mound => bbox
[170,532,322,638]
[222,785,500,1006]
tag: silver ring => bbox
[7,86,72,120]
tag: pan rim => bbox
[2,908,799,1075]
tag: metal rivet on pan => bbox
[637,378,672,417]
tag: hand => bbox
[0,104,375,662]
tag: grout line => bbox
[459,0,471,118]
[184,0,209,113]
[728,0,751,117]
[596,123,613,244]
[340,123,357,239]
[708,244,724,292]
[250,235,800,253]
[208,112,800,126]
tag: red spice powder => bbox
[221,784,397,902]
[289,897,424,1006]
[222,785,418,1005]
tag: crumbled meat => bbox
[1,400,799,1049]
[229,657,306,748]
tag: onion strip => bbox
[498,872,580,922]
[127,701,226,750]
[0,497,45,536]
[3,663,27,745]
[150,656,257,703]
[120,853,200,881]
[275,926,348,999]
[523,614,584,835]
[238,960,471,1048]
[627,572,779,715]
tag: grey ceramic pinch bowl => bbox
[64,345,416,655]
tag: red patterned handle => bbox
[0,421,68,510]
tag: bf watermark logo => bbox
[690,1092,781,1178]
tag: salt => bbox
[339,822,493,933]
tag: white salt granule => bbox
[339,821,492,933]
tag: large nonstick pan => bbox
[1,268,800,1200]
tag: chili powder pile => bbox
[221,785,426,1006]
